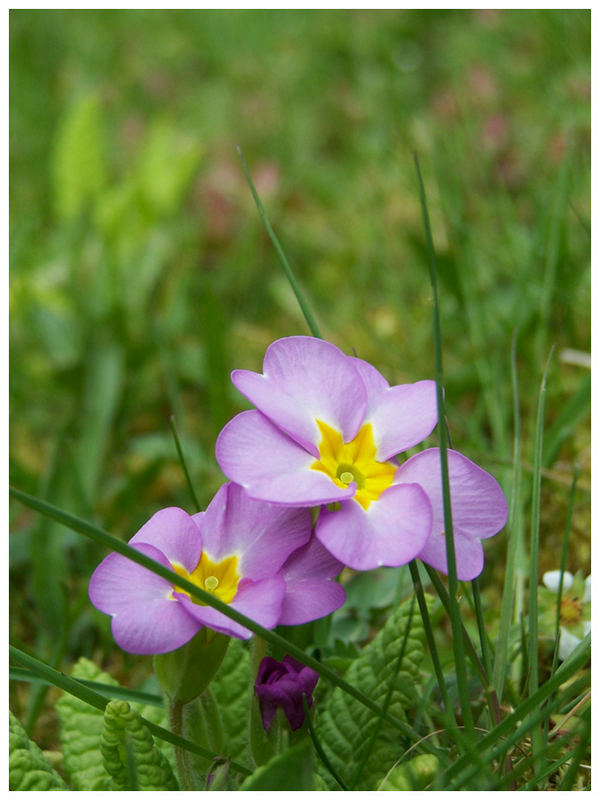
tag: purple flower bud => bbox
[254,655,319,731]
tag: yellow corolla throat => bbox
[310,419,396,510]
[172,551,240,605]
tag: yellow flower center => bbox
[311,419,396,510]
[172,551,240,605]
[560,596,583,627]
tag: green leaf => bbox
[314,595,429,790]
[51,93,106,219]
[101,699,178,790]
[9,711,67,790]
[239,738,314,790]
[55,657,118,790]
[136,118,202,218]
[211,638,252,768]
[379,754,439,790]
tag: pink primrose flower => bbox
[216,336,438,571]
[216,336,507,575]
[89,482,345,654]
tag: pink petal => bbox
[130,507,203,573]
[231,336,367,455]
[179,575,286,639]
[396,448,508,580]
[316,483,432,570]
[89,543,201,654]
[216,409,355,506]
[193,483,312,581]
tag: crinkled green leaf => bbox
[379,754,439,790]
[101,699,178,790]
[315,595,430,790]
[211,638,252,767]
[130,698,176,777]
[55,657,118,789]
[240,738,314,791]
[9,711,67,791]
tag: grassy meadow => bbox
[10,9,590,789]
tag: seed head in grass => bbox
[89,482,344,653]
[254,655,319,731]
[216,336,437,570]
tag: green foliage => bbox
[101,699,178,790]
[55,657,118,790]
[51,93,106,219]
[315,595,430,790]
[379,754,439,790]
[211,638,253,767]
[9,711,67,791]
[239,738,314,791]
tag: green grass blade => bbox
[303,695,348,791]
[9,645,253,775]
[10,667,163,707]
[492,328,524,702]
[237,145,322,339]
[543,372,590,468]
[440,633,590,787]
[527,346,554,783]
[470,577,493,679]
[414,152,474,743]
[424,565,489,688]
[168,415,201,513]
[9,485,435,753]
[554,707,590,790]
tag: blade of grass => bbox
[10,667,163,707]
[423,565,489,689]
[9,645,251,775]
[492,327,524,702]
[449,673,589,790]
[414,152,474,744]
[9,485,442,758]
[543,372,590,468]
[469,577,493,679]
[554,707,590,790]
[527,345,555,784]
[302,695,348,791]
[408,561,462,745]
[237,145,322,339]
[440,633,590,788]
[169,415,201,513]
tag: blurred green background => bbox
[10,9,590,741]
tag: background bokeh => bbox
[10,9,590,743]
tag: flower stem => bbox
[169,699,196,791]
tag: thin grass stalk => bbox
[408,561,463,747]
[349,595,416,788]
[554,707,590,790]
[302,695,348,790]
[470,578,493,679]
[9,485,442,757]
[237,145,322,339]
[439,634,589,787]
[423,565,489,688]
[169,415,201,513]
[9,645,251,775]
[527,346,555,782]
[447,673,589,790]
[492,327,523,702]
[541,464,579,770]
[9,668,162,706]
[494,731,573,790]
[413,152,474,744]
